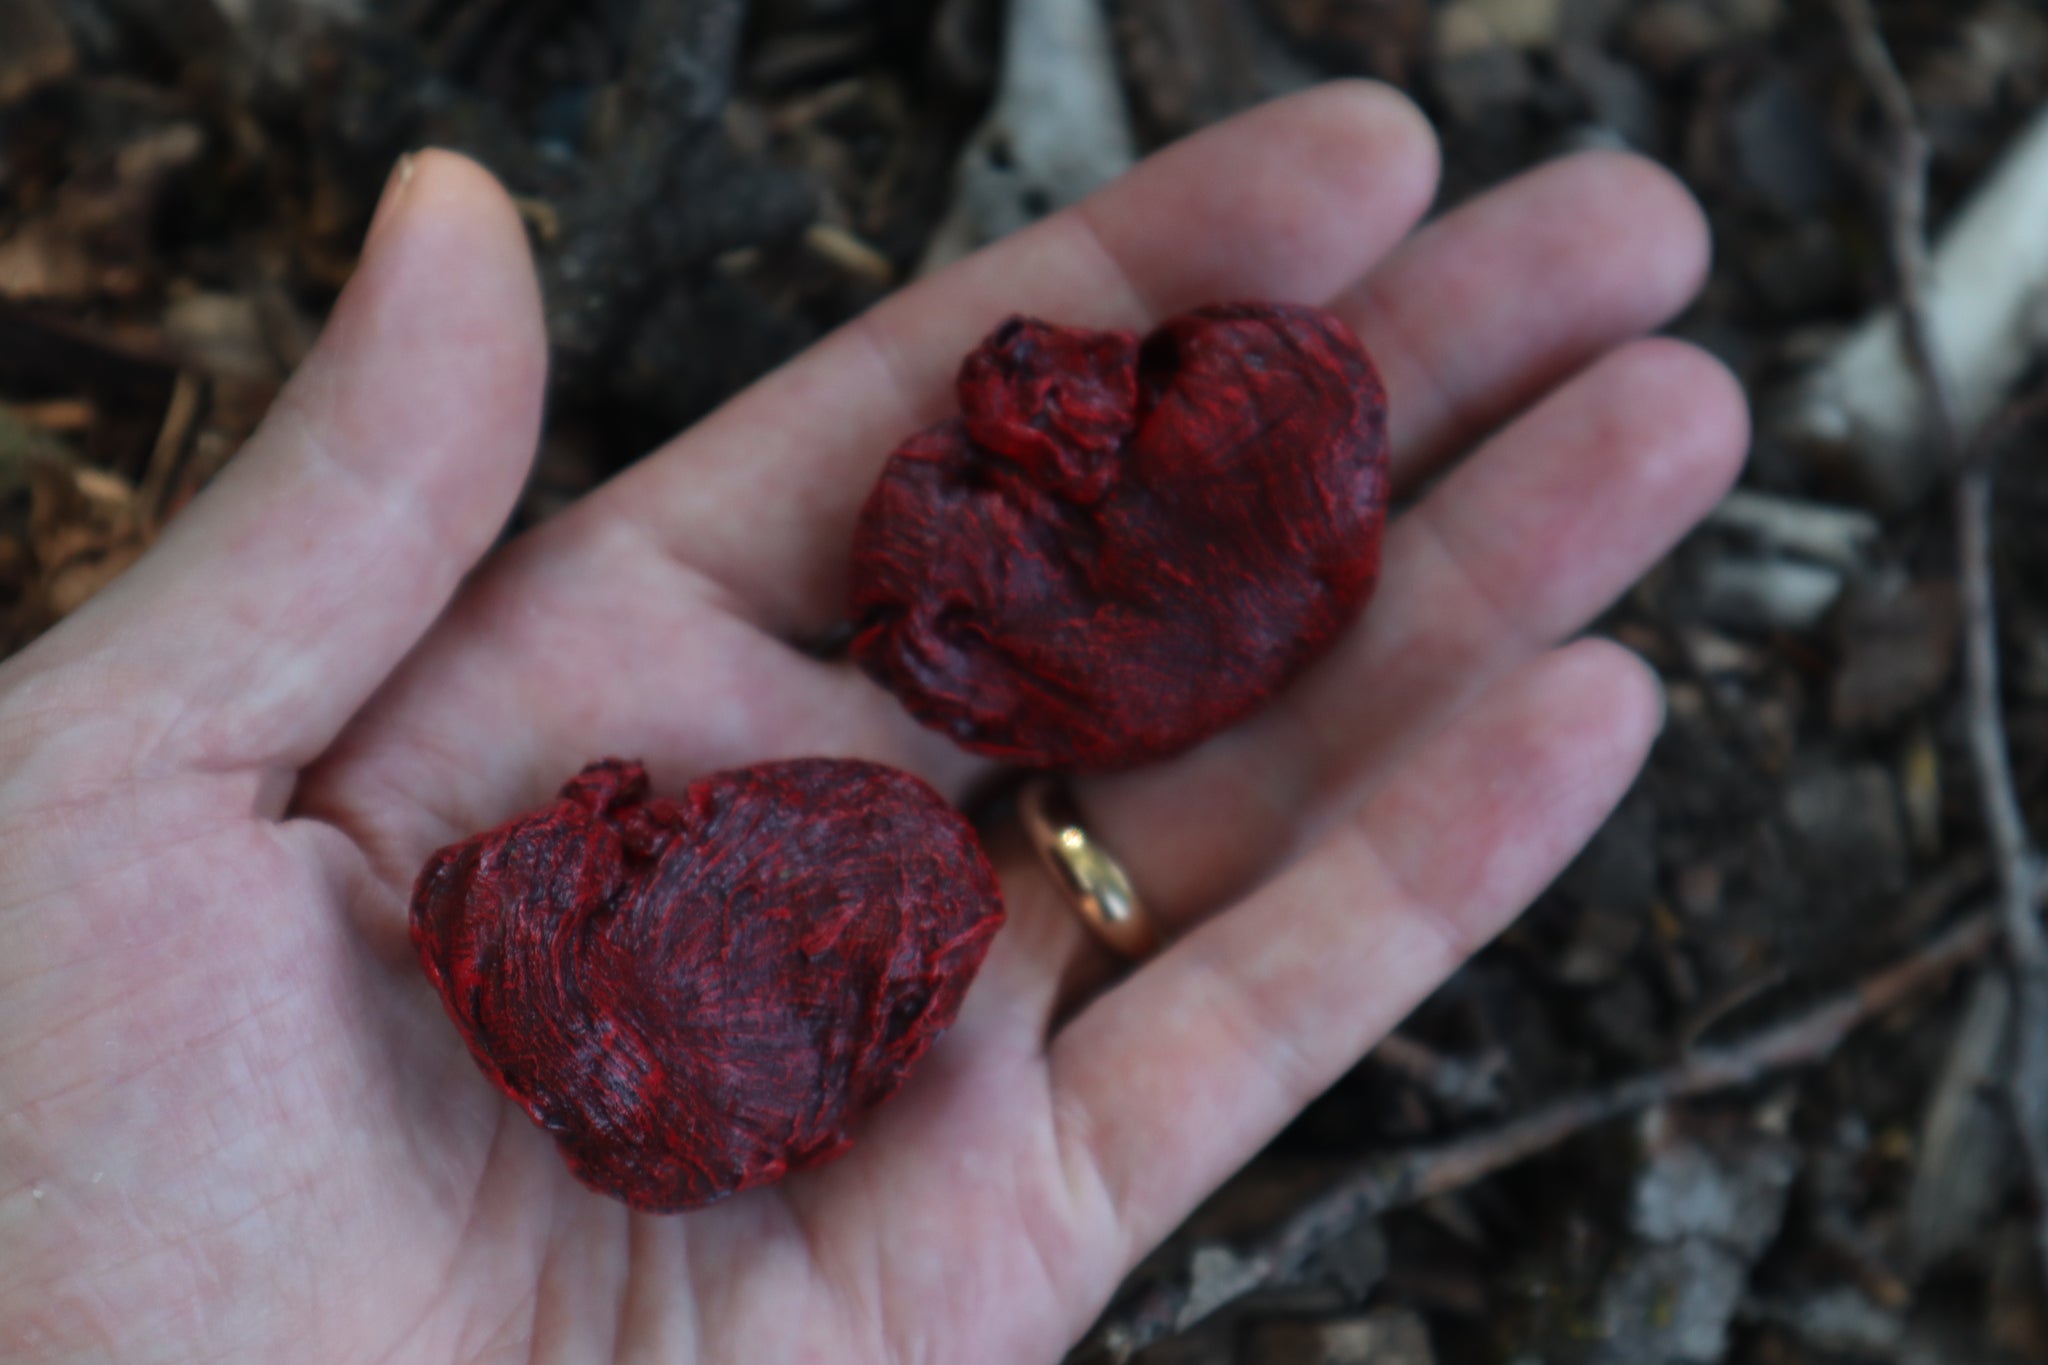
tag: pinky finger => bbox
[1047,638,1663,1265]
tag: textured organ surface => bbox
[849,301,1391,772]
[410,758,1004,1212]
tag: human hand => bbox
[0,85,1745,1363]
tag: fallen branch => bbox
[1830,0,2048,1293]
[1080,913,1999,1362]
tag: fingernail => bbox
[363,152,420,254]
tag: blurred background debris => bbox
[6,1,2048,1360]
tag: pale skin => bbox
[0,86,1747,1363]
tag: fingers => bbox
[2,152,547,776]
[965,338,1742,1021]
[593,115,1707,644]
[1340,149,1711,485]
[1047,638,1663,1263]
[594,82,1441,634]
[1084,339,1745,922]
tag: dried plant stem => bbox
[1830,0,2048,1292]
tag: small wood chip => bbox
[802,222,895,285]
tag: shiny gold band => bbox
[1018,779,1161,960]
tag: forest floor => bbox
[4,1,2048,1361]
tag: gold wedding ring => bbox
[1018,779,1161,960]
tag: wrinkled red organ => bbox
[850,302,1390,772]
[410,758,1004,1212]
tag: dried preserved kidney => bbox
[411,758,1003,1212]
[850,302,1390,772]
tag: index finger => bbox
[587,82,1440,636]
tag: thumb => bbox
[4,150,548,776]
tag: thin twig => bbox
[1080,914,1999,1362]
[1831,0,2048,1289]
[1371,1032,1508,1116]
[1831,0,1958,450]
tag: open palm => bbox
[0,86,1745,1363]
